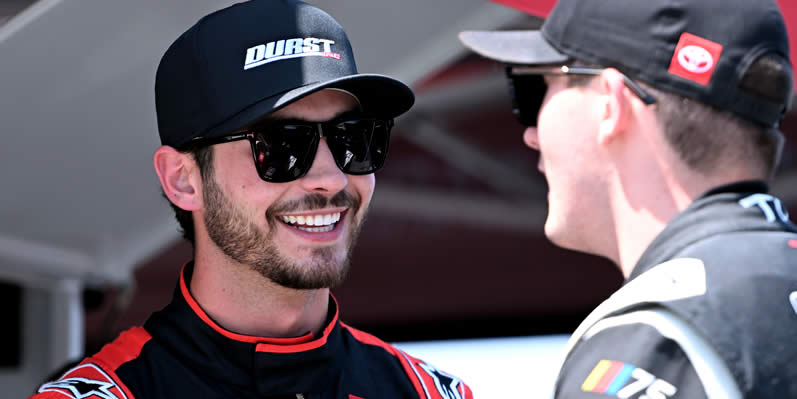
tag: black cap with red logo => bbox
[155,0,414,149]
[459,0,793,129]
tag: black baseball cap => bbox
[156,0,415,149]
[460,0,794,129]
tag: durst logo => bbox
[244,37,341,70]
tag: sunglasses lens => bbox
[247,117,392,182]
[508,74,547,127]
[251,125,318,182]
[326,119,391,174]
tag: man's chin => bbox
[270,263,349,290]
[544,219,571,249]
[545,222,601,257]
[268,247,351,289]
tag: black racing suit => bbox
[32,263,473,399]
[554,181,797,398]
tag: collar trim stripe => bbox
[255,296,341,354]
[178,264,342,352]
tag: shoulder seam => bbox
[84,326,152,399]
[585,308,742,399]
[340,322,400,357]
[340,323,428,398]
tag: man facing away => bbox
[31,1,472,398]
[461,0,797,397]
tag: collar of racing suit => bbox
[143,262,345,397]
[628,179,792,281]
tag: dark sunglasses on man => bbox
[185,114,394,183]
[506,65,658,126]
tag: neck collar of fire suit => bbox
[629,180,793,280]
[144,262,345,396]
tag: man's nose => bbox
[523,126,540,150]
[298,138,348,193]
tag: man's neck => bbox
[608,159,697,277]
[603,107,770,277]
[189,243,330,339]
[610,166,761,277]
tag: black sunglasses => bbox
[187,115,394,183]
[506,65,658,126]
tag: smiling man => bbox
[461,0,797,397]
[31,1,471,398]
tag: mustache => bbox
[266,190,361,220]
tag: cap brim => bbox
[202,74,414,141]
[458,30,569,65]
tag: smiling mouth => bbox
[279,211,343,233]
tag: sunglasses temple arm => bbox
[621,77,657,105]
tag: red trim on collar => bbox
[179,263,340,348]
[255,296,341,354]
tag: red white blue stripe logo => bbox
[581,360,677,398]
[582,360,636,395]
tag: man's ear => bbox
[153,146,202,211]
[597,68,632,144]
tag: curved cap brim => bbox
[201,73,415,143]
[458,30,569,65]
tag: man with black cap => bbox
[461,0,797,398]
[31,1,472,398]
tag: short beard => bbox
[202,172,365,289]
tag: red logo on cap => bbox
[668,32,723,86]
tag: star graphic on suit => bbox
[40,377,119,399]
[419,363,463,399]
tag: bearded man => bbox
[31,1,472,398]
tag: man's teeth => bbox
[279,212,341,229]
[296,225,334,233]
